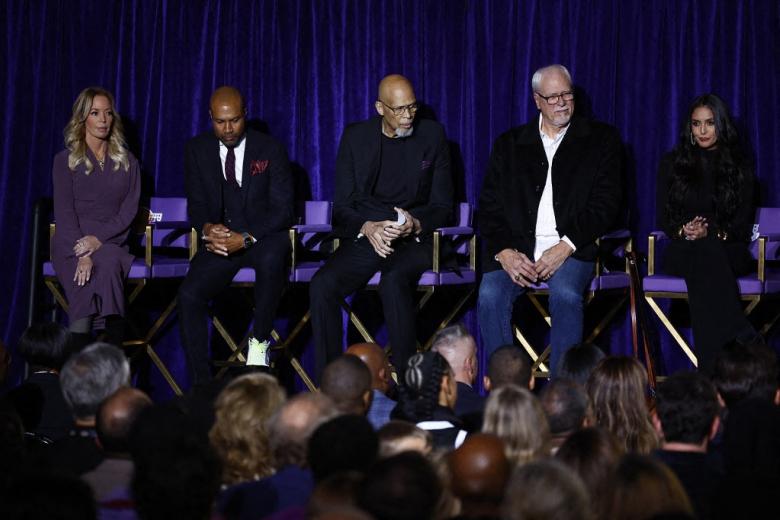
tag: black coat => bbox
[479,116,623,270]
[183,128,294,240]
[333,116,453,238]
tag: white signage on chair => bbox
[149,212,163,223]
[751,223,759,242]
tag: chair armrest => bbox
[436,226,474,237]
[650,230,670,241]
[758,232,780,241]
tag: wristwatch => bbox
[242,232,254,249]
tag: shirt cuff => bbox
[560,236,576,252]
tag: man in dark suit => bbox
[478,64,622,377]
[178,86,293,385]
[310,74,453,380]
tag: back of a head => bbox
[604,454,694,520]
[487,345,532,390]
[587,356,657,454]
[308,414,378,482]
[430,323,475,381]
[501,459,590,520]
[541,379,591,437]
[558,342,606,386]
[482,384,550,465]
[358,451,442,520]
[656,372,718,445]
[556,427,623,516]
[268,392,339,468]
[96,387,152,453]
[395,351,453,422]
[377,420,433,458]
[18,322,71,371]
[130,403,220,520]
[321,355,372,415]
[60,342,130,421]
[711,341,779,408]
[448,433,510,507]
[0,472,97,520]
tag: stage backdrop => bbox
[2,0,779,394]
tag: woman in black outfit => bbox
[656,93,758,371]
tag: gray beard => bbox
[395,126,414,138]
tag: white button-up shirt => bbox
[218,135,247,187]
[534,115,576,261]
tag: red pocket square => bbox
[251,160,269,176]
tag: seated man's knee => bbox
[310,269,339,300]
[478,271,508,308]
[549,284,583,309]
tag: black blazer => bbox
[479,116,623,269]
[184,128,294,240]
[333,116,453,238]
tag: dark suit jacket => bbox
[184,128,294,240]
[333,116,453,238]
[479,116,623,269]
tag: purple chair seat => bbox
[643,273,763,295]
[763,267,780,294]
[128,259,152,279]
[292,261,323,283]
[598,271,630,290]
[151,257,191,278]
[43,261,56,277]
[438,268,477,285]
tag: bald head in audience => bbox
[268,392,339,468]
[96,387,152,454]
[320,355,373,415]
[431,324,478,386]
[448,433,511,518]
[484,345,534,392]
[346,342,392,394]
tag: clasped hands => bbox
[496,241,573,287]
[203,223,246,256]
[73,235,101,286]
[681,216,708,241]
[360,207,420,258]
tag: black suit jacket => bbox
[333,116,453,238]
[479,116,623,269]
[184,128,294,240]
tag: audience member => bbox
[483,344,533,392]
[587,356,658,454]
[556,427,623,518]
[306,471,367,520]
[49,342,130,475]
[710,340,779,409]
[652,372,722,520]
[603,454,694,520]
[320,355,373,416]
[540,378,593,451]
[392,351,466,449]
[7,323,74,442]
[557,342,606,386]
[209,372,286,486]
[131,402,220,520]
[0,339,10,387]
[448,433,510,519]
[357,451,442,520]
[345,342,396,429]
[308,415,378,482]
[501,459,590,520]
[431,324,485,431]
[376,420,433,458]
[482,384,550,466]
[83,386,152,502]
[217,393,338,520]
[0,472,97,520]
[0,405,26,490]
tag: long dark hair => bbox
[665,93,748,236]
[394,351,451,422]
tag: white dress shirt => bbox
[218,136,247,187]
[533,114,576,261]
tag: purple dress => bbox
[51,148,140,323]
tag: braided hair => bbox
[395,351,452,422]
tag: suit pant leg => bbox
[376,238,433,374]
[239,231,290,340]
[178,250,241,385]
[310,239,383,380]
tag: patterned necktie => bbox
[225,146,237,187]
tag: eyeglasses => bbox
[535,91,575,105]
[380,101,419,117]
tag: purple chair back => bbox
[749,207,780,260]
[454,202,473,255]
[304,200,331,225]
[298,200,332,253]
[144,197,191,248]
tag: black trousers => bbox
[177,231,289,385]
[309,236,432,381]
[663,236,754,371]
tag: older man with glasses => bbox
[310,74,453,381]
[478,64,623,377]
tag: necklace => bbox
[92,147,106,169]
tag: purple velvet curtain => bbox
[2,1,779,394]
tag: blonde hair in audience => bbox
[482,384,551,466]
[209,372,286,485]
[64,86,129,174]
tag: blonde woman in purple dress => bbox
[51,87,140,347]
